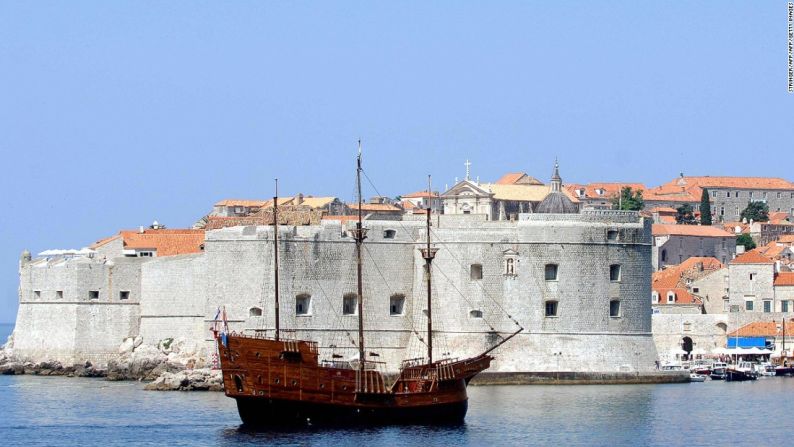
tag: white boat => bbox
[689,373,707,382]
[755,362,775,377]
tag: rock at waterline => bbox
[144,369,223,391]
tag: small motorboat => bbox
[689,373,707,382]
[726,362,758,382]
[710,362,727,380]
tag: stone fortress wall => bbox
[11,210,662,374]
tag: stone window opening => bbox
[609,264,621,282]
[342,293,357,316]
[763,300,772,313]
[661,250,667,263]
[745,299,754,311]
[470,264,483,280]
[89,290,99,300]
[667,292,676,303]
[783,301,790,313]
[544,264,558,281]
[692,287,699,294]
[544,300,558,317]
[56,290,63,299]
[34,290,41,299]
[296,294,311,316]
[712,191,717,198]
[609,300,621,318]
[504,258,516,276]
[469,309,483,318]
[389,294,405,316]
[249,307,262,317]
[607,230,618,241]
[119,291,130,300]
[383,229,396,239]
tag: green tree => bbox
[611,187,644,211]
[736,233,756,250]
[700,188,712,225]
[740,201,769,222]
[675,204,697,225]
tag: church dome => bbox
[536,192,579,214]
[535,159,579,214]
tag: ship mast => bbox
[421,175,438,365]
[273,179,280,341]
[353,141,368,373]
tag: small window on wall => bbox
[383,229,396,239]
[469,309,483,318]
[745,300,754,311]
[609,264,621,282]
[545,264,558,281]
[504,258,515,276]
[342,294,357,315]
[119,291,130,300]
[89,290,99,300]
[389,294,405,316]
[470,264,483,280]
[763,301,771,313]
[609,300,621,318]
[783,301,790,313]
[652,292,659,303]
[296,294,311,316]
[607,230,619,241]
[56,291,63,299]
[249,307,262,317]
[667,292,675,303]
[34,290,41,299]
[545,301,558,317]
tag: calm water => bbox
[1,374,793,447]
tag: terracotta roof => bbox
[652,224,732,237]
[775,272,794,286]
[347,203,402,213]
[652,257,724,305]
[494,173,543,186]
[780,235,794,243]
[722,222,750,234]
[650,207,677,214]
[214,199,268,207]
[658,215,677,224]
[401,191,440,199]
[92,229,205,257]
[481,184,580,203]
[731,250,775,264]
[565,183,646,200]
[676,176,794,191]
[728,321,794,337]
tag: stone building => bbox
[651,224,736,270]
[11,210,659,375]
[651,257,724,314]
[566,183,647,211]
[647,176,794,223]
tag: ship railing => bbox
[230,331,318,353]
[355,366,388,394]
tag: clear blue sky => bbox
[1,2,792,324]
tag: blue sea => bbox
[2,372,794,446]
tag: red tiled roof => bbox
[722,221,750,234]
[347,203,402,213]
[652,224,733,237]
[780,235,794,243]
[214,199,268,207]
[728,321,794,337]
[565,183,646,200]
[92,229,205,256]
[400,191,439,199]
[731,250,775,264]
[652,257,724,305]
[650,207,677,214]
[775,272,794,286]
[678,176,794,191]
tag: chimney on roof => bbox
[139,226,145,234]
[296,193,304,205]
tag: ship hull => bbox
[235,395,468,426]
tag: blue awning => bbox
[727,337,767,348]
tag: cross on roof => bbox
[464,159,471,181]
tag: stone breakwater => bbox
[0,334,219,390]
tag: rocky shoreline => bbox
[0,334,223,391]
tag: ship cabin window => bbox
[34,290,41,299]
[342,294,357,315]
[609,264,621,282]
[470,264,483,280]
[383,229,396,239]
[609,300,621,318]
[56,290,63,299]
[249,307,262,317]
[389,294,405,316]
[89,290,99,300]
[233,375,244,392]
[295,294,311,316]
[544,300,558,317]
[544,264,558,281]
[119,291,130,300]
[470,309,483,319]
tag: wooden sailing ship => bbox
[213,144,521,426]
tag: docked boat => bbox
[710,362,727,380]
[214,145,522,426]
[725,362,758,382]
[689,373,707,382]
